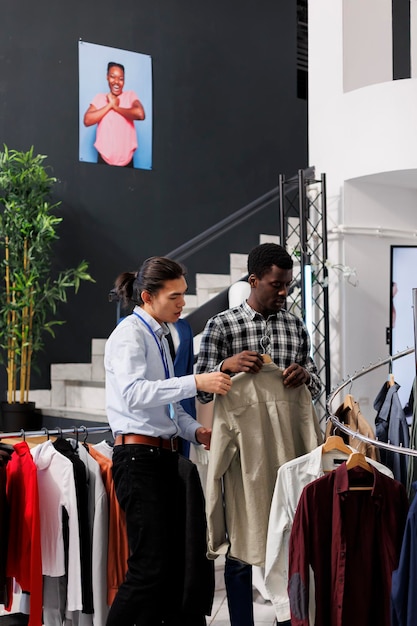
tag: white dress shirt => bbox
[105,306,199,441]
[31,440,83,612]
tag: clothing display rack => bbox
[0,425,111,441]
[327,346,417,458]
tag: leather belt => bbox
[114,433,178,451]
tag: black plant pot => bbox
[0,401,42,434]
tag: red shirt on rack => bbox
[288,462,408,626]
[6,441,43,626]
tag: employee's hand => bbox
[221,350,264,374]
[282,363,310,389]
[196,426,212,450]
[194,371,232,395]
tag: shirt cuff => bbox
[181,373,197,398]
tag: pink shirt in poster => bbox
[91,90,139,166]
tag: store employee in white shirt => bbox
[104,256,232,626]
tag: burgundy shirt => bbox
[288,463,408,626]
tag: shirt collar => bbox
[133,306,168,338]
[305,445,326,476]
[241,300,279,321]
[334,461,384,502]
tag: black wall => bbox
[0,0,307,389]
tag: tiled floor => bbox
[209,557,277,626]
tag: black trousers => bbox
[106,443,182,626]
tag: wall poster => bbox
[79,40,153,170]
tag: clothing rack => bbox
[327,413,417,458]
[326,346,417,458]
[0,425,111,440]
[326,346,415,415]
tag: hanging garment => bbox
[206,362,321,567]
[0,450,11,606]
[374,381,410,484]
[49,439,109,626]
[326,394,380,461]
[391,480,417,626]
[68,440,109,626]
[287,462,408,626]
[407,378,417,499]
[177,455,215,622]
[5,442,43,626]
[92,441,113,460]
[264,444,394,623]
[31,440,83,613]
[52,438,93,615]
[86,445,129,606]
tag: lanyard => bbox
[133,311,170,378]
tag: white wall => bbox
[342,181,417,409]
[343,0,392,92]
[309,0,417,420]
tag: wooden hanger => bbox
[322,434,353,473]
[388,373,395,387]
[322,435,352,456]
[346,451,373,472]
[261,354,272,363]
[345,451,373,490]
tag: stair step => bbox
[196,273,231,306]
[40,406,107,424]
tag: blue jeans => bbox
[224,557,290,626]
[224,556,254,626]
[106,444,181,626]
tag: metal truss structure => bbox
[279,170,330,424]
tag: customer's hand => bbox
[195,426,212,450]
[282,363,310,389]
[194,371,232,395]
[221,350,264,374]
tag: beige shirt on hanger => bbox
[206,362,322,566]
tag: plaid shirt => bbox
[196,300,322,402]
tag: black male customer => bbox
[196,243,322,626]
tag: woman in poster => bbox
[84,62,145,167]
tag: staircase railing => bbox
[165,167,315,262]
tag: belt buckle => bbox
[170,437,177,452]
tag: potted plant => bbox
[0,146,94,431]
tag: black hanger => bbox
[80,425,89,449]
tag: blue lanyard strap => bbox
[133,311,170,378]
